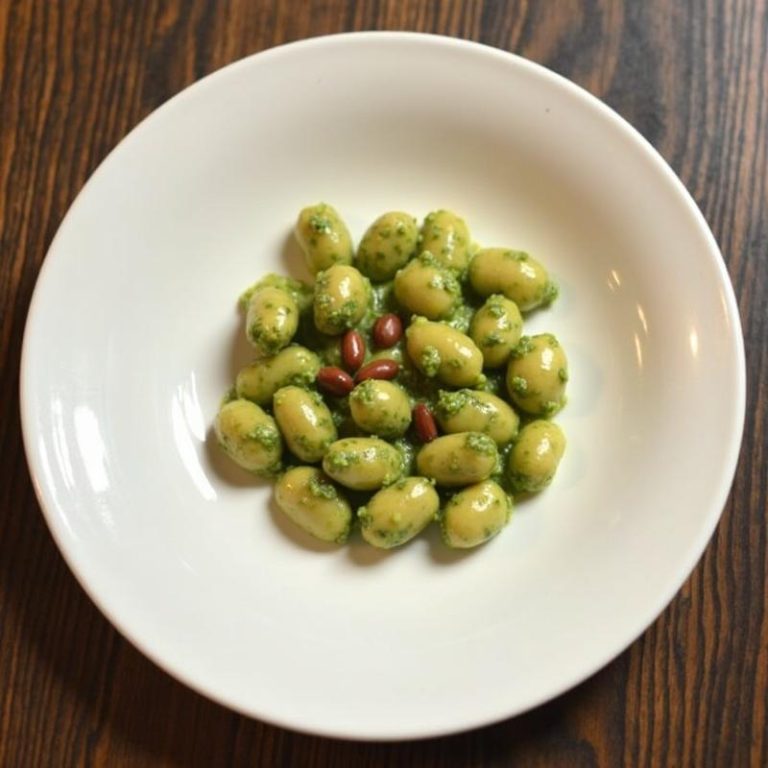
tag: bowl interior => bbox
[21,34,744,739]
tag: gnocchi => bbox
[393,252,461,319]
[245,286,298,357]
[419,210,472,272]
[314,264,370,335]
[322,437,404,491]
[441,480,512,548]
[469,294,523,368]
[236,345,320,405]
[358,477,439,548]
[506,334,568,416]
[416,432,498,487]
[435,389,519,445]
[215,399,282,476]
[273,386,337,463]
[468,248,557,311]
[295,203,354,274]
[508,420,566,493]
[275,466,352,543]
[356,211,419,281]
[405,318,484,387]
[349,379,412,438]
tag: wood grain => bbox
[1,1,766,765]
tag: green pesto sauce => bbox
[465,433,496,456]
[541,281,559,305]
[248,424,280,449]
[510,376,529,395]
[309,214,333,234]
[326,450,360,471]
[486,296,507,318]
[435,389,470,418]
[482,332,505,347]
[324,300,359,331]
[421,346,441,377]
[350,380,377,404]
[443,303,474,333]
[511,336,535,358]
[309,473,338,499]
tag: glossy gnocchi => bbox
[469,294,523,368]
[358,477,439,548]
[236,345,320,405]
[356,211,419,281]
[275,466,352,543]
[405,318,484,387]
[245,286,299,357]
[322,437,404,491]
[419,210,472,272]
[273,386,337,463]
[435,389,519,445]
[441,480,512,548]
[313,264,371,335]
[416,432,499,487]
[295,203,354,274]
[215,399,282,476]
[506,334,568,416]
[393,252,461,320]
[349,379,412,438]
[468,248,557,311]
[507,420,566,493]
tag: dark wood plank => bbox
[1,1,765,766]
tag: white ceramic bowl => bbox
[21,33,745,739]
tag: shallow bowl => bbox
[21,32,745,739]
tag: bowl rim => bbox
[19,31,746,740]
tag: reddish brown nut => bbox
[316,366,354,396]
[341,330,365,372]
[413,404,438,443]
[372,314,403,349]
[355,359,400,383]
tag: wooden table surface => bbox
[2,1,766,765]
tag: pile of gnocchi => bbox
[215,204,568,549]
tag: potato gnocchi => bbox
[215,205,567,550]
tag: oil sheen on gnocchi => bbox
[215,204,567,550]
